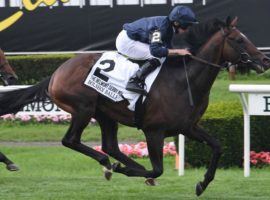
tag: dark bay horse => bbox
[0,17,269,195]
[0,48,19,171]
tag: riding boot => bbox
[126,58,161,95]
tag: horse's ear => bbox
[226,16,232,27]
[230,16,238,27]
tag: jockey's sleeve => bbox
[149,30,169,58]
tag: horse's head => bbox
[222,17,270,74]
[0,49,18,85]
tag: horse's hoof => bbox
[6,163,19,171]
[112,162,121,172]
[196,182,205,196]
[102,167,113,181]
[145,178,157,186]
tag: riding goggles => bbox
[179,22,193,30]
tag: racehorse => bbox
[0,48,19,171]
[0,17,269,195]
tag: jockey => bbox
[116,5,198,95]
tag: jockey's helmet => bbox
[169,6,198,30]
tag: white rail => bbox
[229,84,270,177]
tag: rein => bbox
[189,55,223,68]
[183,54,224,107]
[187,27,254,69]
[183,28,228,106]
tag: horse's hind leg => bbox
[187,125,222,196]
[110,130,164,184]
[0,152,19,171]
[62,111,112,171]
[96,111,146,174]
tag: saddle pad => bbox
[84,52,162,111]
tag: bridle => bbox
[226,38,252,64]
[220,27,262,68]
[189,27,257,69]
[184,26,256,107]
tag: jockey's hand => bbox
[168,49,192,57]
[176,49,192,56]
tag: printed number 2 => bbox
[151,31,161,43]
[94,59,115,82]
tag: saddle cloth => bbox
[84,52,162,111]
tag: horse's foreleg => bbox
[96,111,146,172]
[0,152,19,171]
[188,125,222,196]
[62,112,112,170]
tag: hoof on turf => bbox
[6,163,19,171]
[102,167,113,181]
[196,182,205,196]
[145,178,157,186]
[112,162,121,172]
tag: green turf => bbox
[210,78,270,103]
[0,123,145,142]
[0,146,270,200]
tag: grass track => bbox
[0,123,144,142]
[1,73,270,199]
[0,146,270,200]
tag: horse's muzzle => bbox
[250,55,270,74]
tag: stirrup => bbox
[126,82,147,95]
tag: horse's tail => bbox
[0,77,51,116]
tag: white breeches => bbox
[116,30,155,60]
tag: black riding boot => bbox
[126,58,161,95]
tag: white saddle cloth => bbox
[84,52,163,111]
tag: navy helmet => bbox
[169,6,198,29]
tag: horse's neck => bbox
[159,31,224,105]
[188,32,224,98]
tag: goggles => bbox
[179,22,193,30]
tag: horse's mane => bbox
[172,18,226,54]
